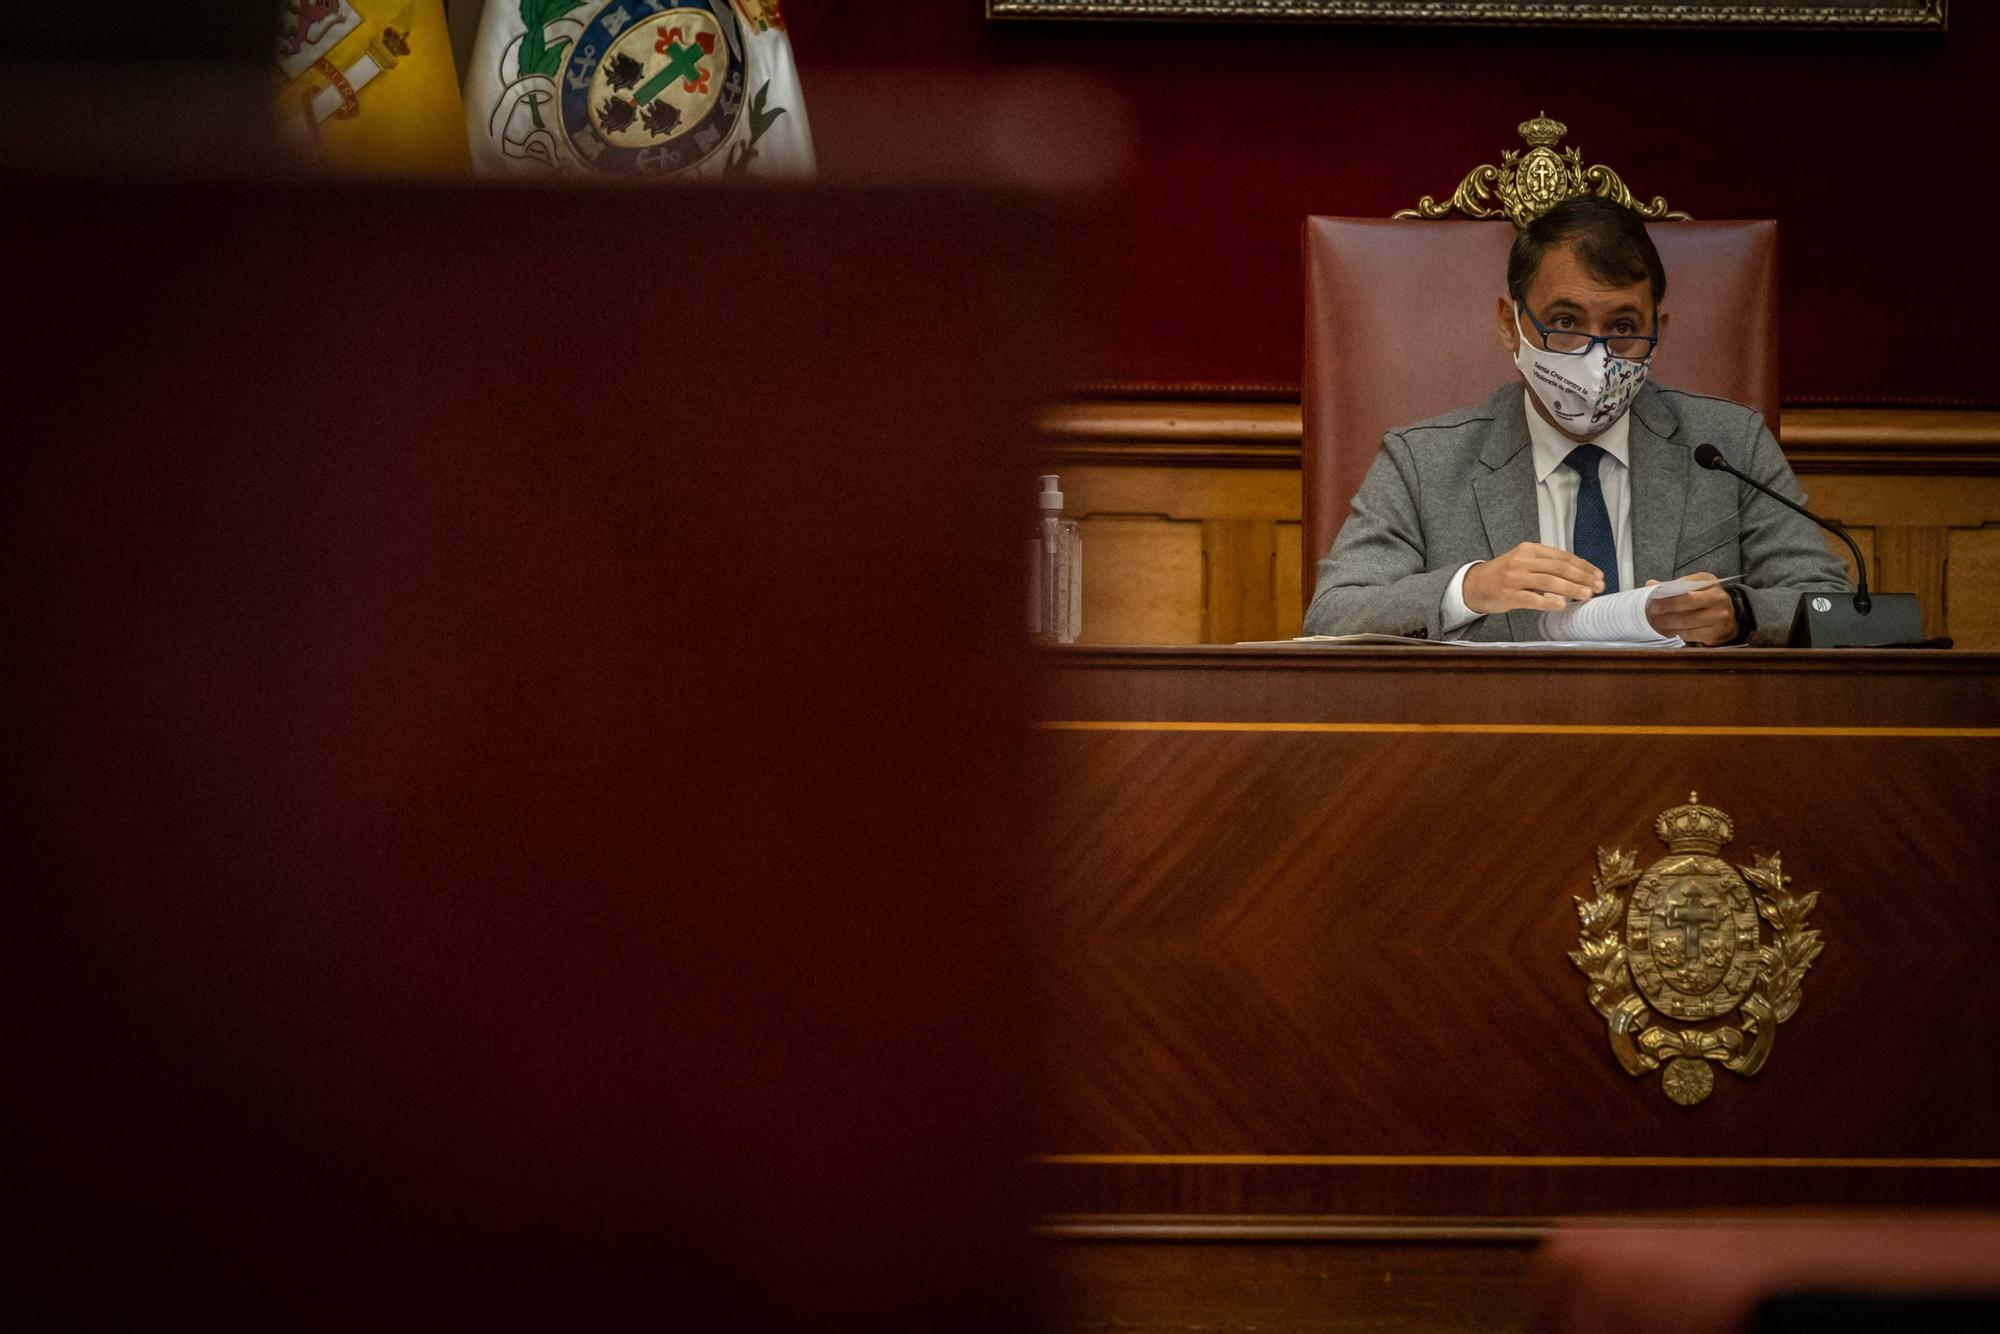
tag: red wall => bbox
[785,2,1997,406]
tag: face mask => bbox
[1513,307,1650,435]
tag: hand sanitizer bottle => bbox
[1029,474,1082,644]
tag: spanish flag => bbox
[276,0,470,174]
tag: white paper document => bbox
[1241,575,1740,650]
[1441,636,1683,649]
[1533,574,1742,647]
[1236,633,1444,647]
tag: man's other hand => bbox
[1645,574,1738,645]
[1462,542,1605,614]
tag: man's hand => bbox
[1645,574,1738,645]
[1462,542,1605,614]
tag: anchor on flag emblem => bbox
[468,1,814,181]
[558,2,747,177]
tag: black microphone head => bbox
[1693,443,1726,470]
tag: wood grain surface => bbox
[1037,1237,1538,1334]
[1032,650,2000,1219]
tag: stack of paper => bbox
[1240,575,1739,649]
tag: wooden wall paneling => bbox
[1059,463,1302,522]
[1200,519,1278,645]
[1060,465,1300,646]
[1043,405,2000,648]
[1947,525,2000,652]
[1074,514,1204,645]
[1275,521,1304,639]
[1873,526,1953,640]
[1805,474,2000,524]
[1812,473,2000,648]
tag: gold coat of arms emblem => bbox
[1569,795,1824,1105]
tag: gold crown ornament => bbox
[1654,792,1736,855]
[1518,111,1566,148]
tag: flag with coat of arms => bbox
[464,1,814,180]
[275,0,470,173]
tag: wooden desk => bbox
[1033,647,2000,1226]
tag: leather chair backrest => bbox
[1301,217,1778,602]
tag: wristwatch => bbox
[1723,583,1756,646]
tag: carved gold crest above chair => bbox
[1393,112,1690,228]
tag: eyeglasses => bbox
[1517,301,1658,362]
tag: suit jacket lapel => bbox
[1628,386,1687,586]
[1472,389,1541,640]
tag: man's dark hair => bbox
[1506,196,1666,308]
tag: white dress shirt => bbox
[1441,390,1637,631]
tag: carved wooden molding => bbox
[1037,401,2000,474]
[1783,409,2000,472]
[1034,399,1302,467]
[1036,1213,1554,1242]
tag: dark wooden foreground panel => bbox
[1033,650,2000,1219]
[8,180,1076,1329]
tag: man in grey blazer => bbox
[1303,198,1848,646]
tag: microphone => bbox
[1693,442,1871,613]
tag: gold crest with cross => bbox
[1568,795,1824,1106]
[1394,111,1690,230]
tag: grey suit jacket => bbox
[1302,382,1851,646]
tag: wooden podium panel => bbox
[1033,648,2000,1223]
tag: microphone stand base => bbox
[1786,591,1926,647]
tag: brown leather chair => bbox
[1301,205,1777,606]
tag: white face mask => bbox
[1513,306,1651,436]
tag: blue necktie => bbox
[1563,444,1619,593]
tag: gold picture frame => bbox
[986,1,1947,29]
